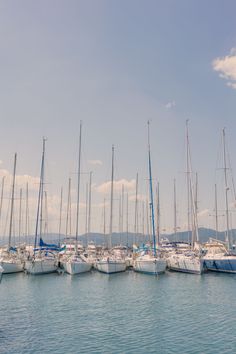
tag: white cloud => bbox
[165,100,176,109]
[96,179,136,194]
[0,169,40,191]
[212,48,236,89]
[88,159,103,166]
[129,193,147,202]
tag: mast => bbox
[39,143,46,240]
[108,145,114,249]
[25,182,29,244]
[44,191,48,236]
[34,137,46,252]
[147,121,157,256]
[223,128,230,249]
[193,172,199,243]
[174,178,177,242]
[214,184,218,239]
[119,195,121,244]
[75,121,82,253]
[121,184,124,244]
[156,182,160,245]
[8,153,17,250]
[186,122,199,247]
[134,172,138,245]
[58,187,63,246]
[126,192,129,246]
[88,171,92,238]
[85,182,88,235]
[65,177,71,237]
[186,120,191,244]
[18,188,22,245]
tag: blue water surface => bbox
[0,270,235,354]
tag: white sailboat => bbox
[133,121,166,275]
[96,145,126,274]
[63,121,92,275]
[167,249,204,274]
[96,254,127,274]
[24,138,58,275]
[0,153,24,274]
[167,121,204,275]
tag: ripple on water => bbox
[1,271,236,353]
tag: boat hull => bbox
[96,260,126,274]
[63,261,92,275]
[24,259,58,275]
[133,258,166,275]
[167,255,203,274]
[204,257,236,273]
[0,260,24,274]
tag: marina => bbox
[1,1,236,353]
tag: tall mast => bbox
[18,188,22,245]
[134,172,138,245]
[44,191,48,236]
[39,141,46,239]
[214,183,218,239]
[34,138,46,252]
[75,121,82,252]
[58,187,63,246]
[8,153,17,250]
[121,184,124,244]
[156,182,160,245]
[186,120,191,244]
[25,182,29,244]
[174,178,177,242]
[108,145,114,249]
[146,197,150,243]
[126,192,129,246]
[147,121,156,255]
[88,171,92,238]
[186,122,199,247]
[85,182,88,235]
[223,128,230,249]
[65,177,71,237]
[193,172,199,243]
[119,195,122,244]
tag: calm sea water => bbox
[0,270,236,354]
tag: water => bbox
[0,270,236,354]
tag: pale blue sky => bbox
[0,0,236,237]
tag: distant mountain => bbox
[1,228,235,247]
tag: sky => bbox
[0,0,236,240]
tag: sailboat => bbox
[203,128,236,273]
[96,145,127,274]
[167,121,204,274]
[133,122,166,275]
[24,138,58,275]
[0,153,24,274]
[63,122,92,275]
